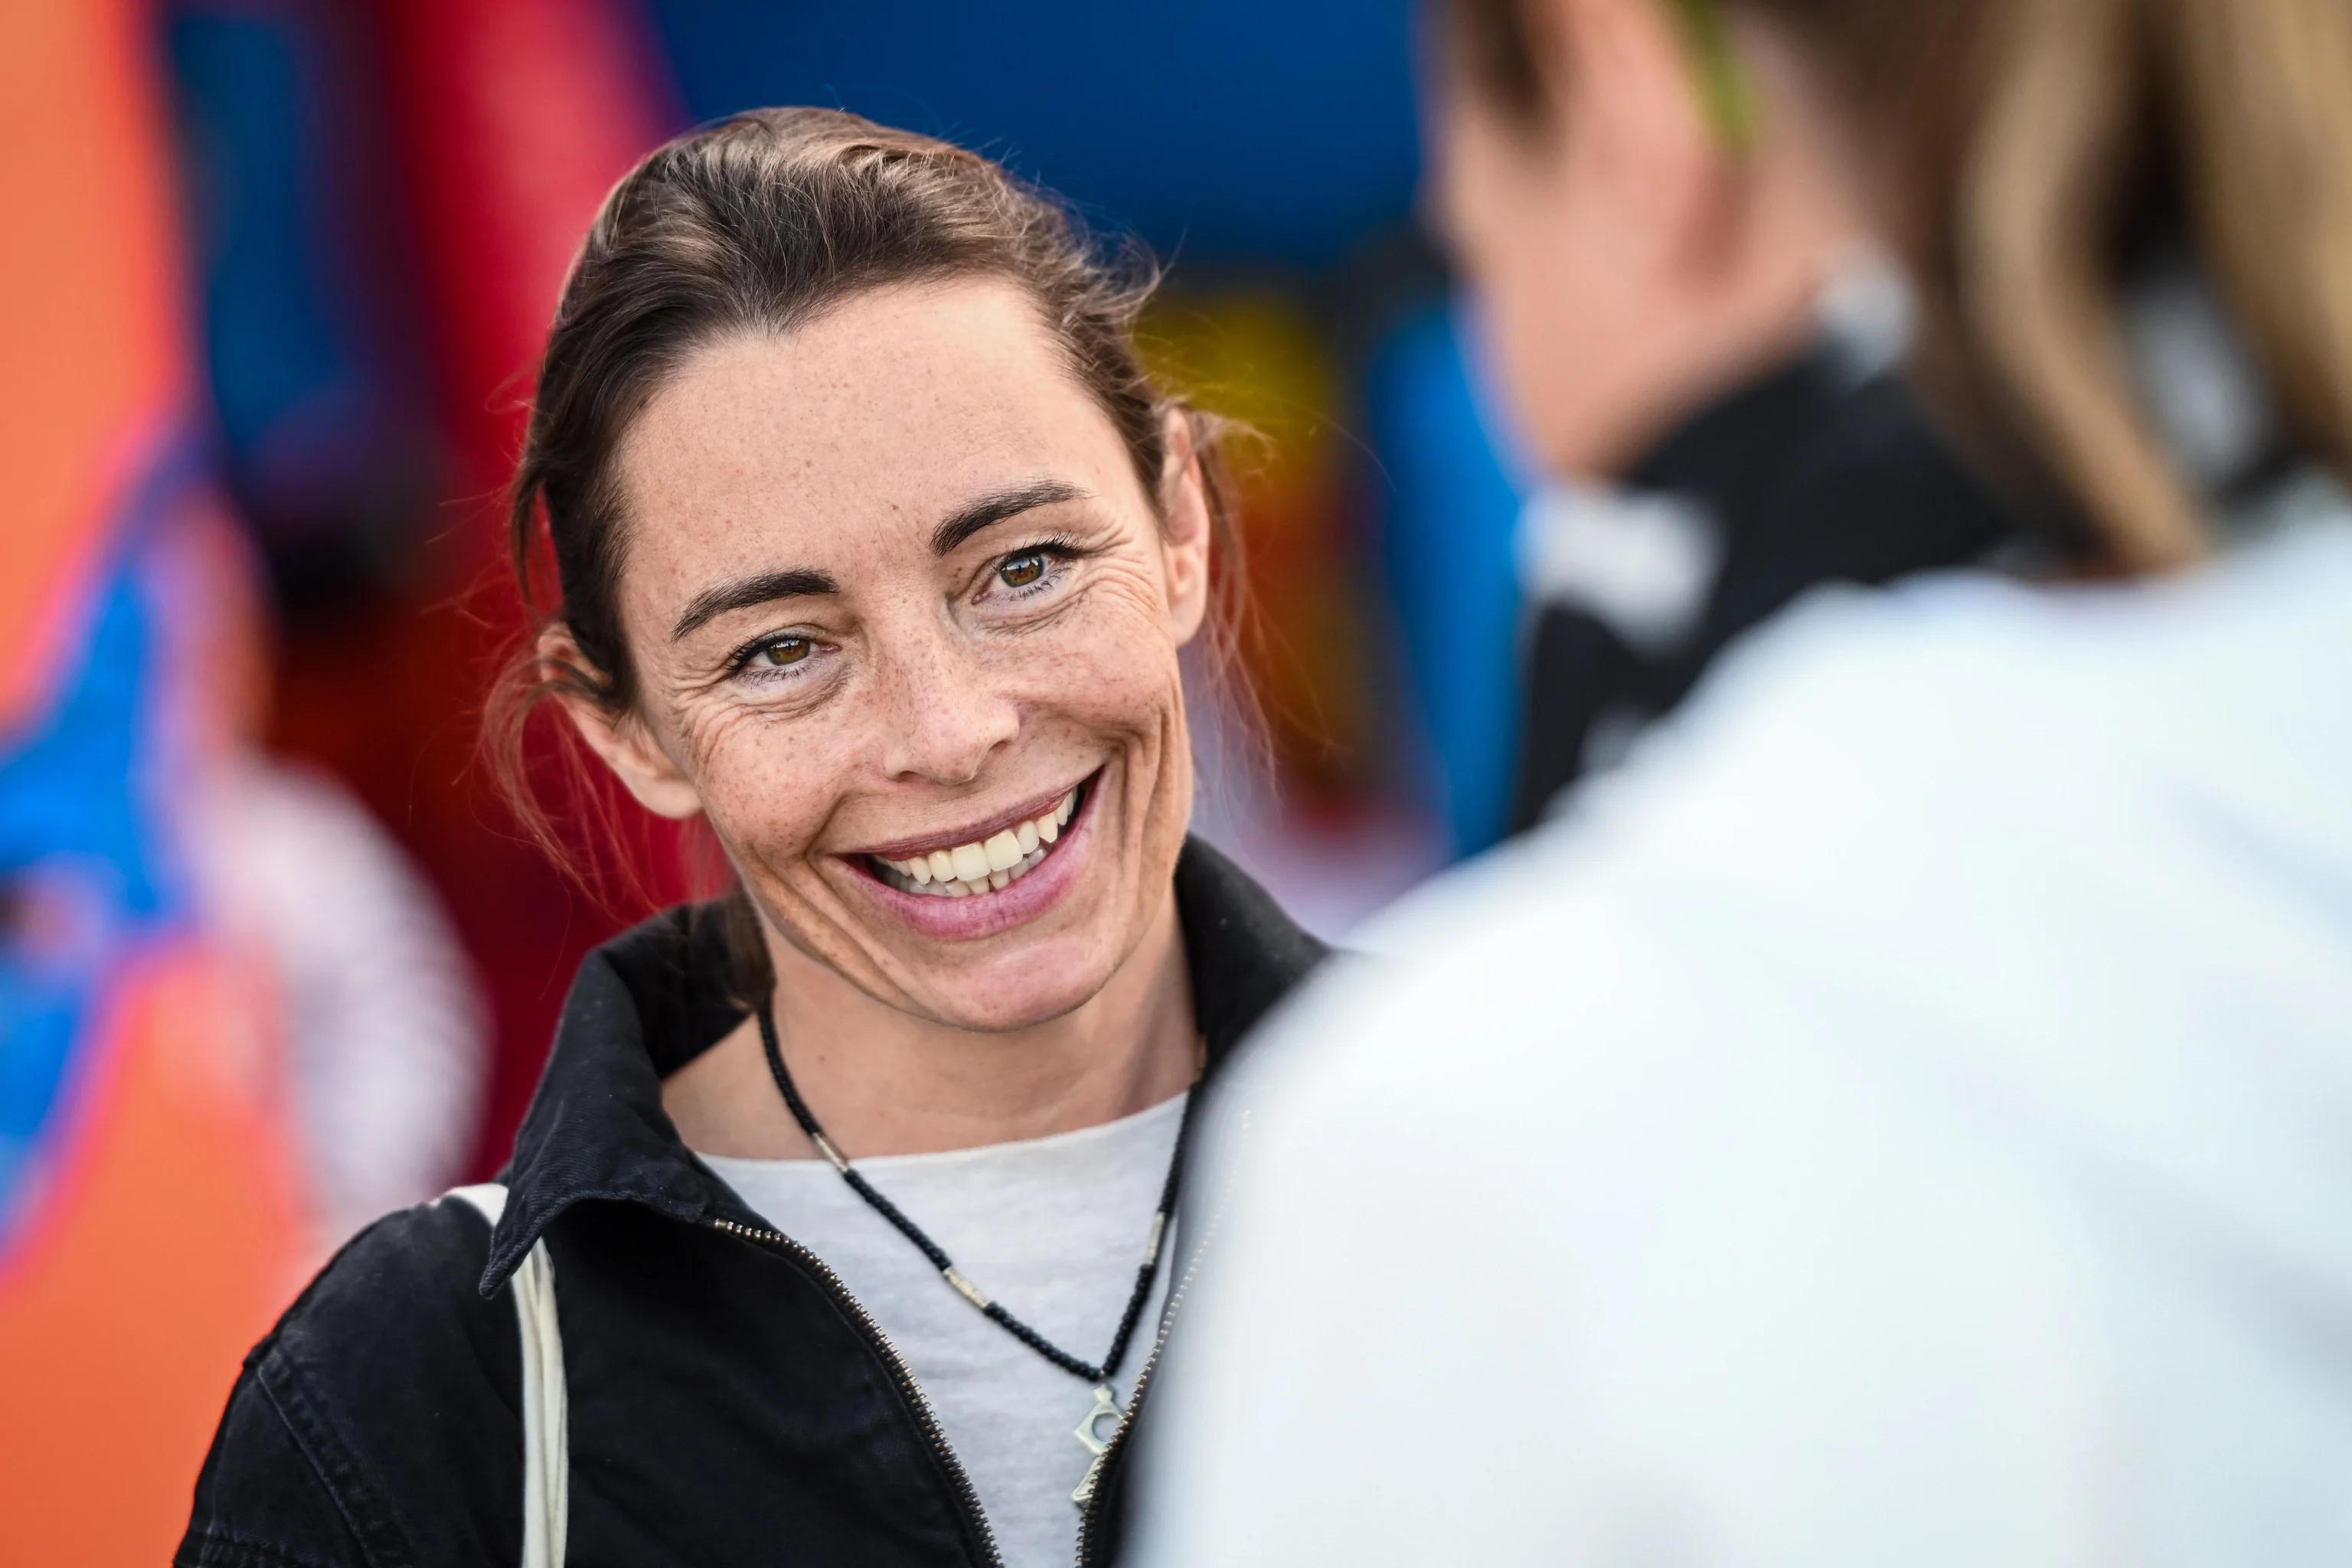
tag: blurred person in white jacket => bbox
[1132,0,2352,1562]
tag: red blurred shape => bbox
[380,0,678,531]
[271,0,683,1175]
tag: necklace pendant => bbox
[1073,1382,1123,1459]
[1070,1382,1125,1507]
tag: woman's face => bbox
[582,277,1210,1033]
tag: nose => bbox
[872,616,1021,786]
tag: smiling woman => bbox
[181,110,1327,1568]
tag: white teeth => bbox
[871,786,1085,899]
[983,829,1022,872]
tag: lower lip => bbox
[847,782,1098,942]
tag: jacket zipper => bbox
[1071,1106,1250,1567]
[709,1216,1005,1568]
[1067,1228,1207,1566]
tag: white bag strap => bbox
[447,1184,568,1568]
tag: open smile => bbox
[860,776,1091,900]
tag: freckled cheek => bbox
[1019,603,1187,751]
[1015,626,1192,874]
[1036,607,1195,904]
[676,707,861,883]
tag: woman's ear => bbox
[539,626,705,821]
[1514,0,1734,275]
[1158,409,1214,647]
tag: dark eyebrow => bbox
[669,567,838,642]
[929,480,1090,557]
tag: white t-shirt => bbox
[1138,505,2352,1565]
[701,1093,1184,1568]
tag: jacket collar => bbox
[1626,338,2010,564]
[482,836,1328,1293]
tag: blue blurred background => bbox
[658,2,1423,267]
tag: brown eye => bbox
[998,552,1049,589]
[758,637,811,668]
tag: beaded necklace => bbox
[756,998,1194,1478]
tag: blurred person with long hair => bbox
[179,110,1325,1568]
[1131,0,2352,1561]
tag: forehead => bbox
[615,277,1132,589]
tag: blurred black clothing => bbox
[1510,347,2013,831]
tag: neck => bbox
[663,884,1199,1161]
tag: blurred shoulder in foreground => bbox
[1133,488,2352,1565]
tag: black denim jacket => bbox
[177,838,1326,1568]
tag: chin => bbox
[912,948,1121,1034]
[888,861,1143,1031]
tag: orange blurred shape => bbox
[0,2,311,1560]
[0,943,308,1568]
[1143,292,1369,799]
[0,0,183,736]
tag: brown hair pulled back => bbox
[492,107,1238,888]
[1437,0,2352,573]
